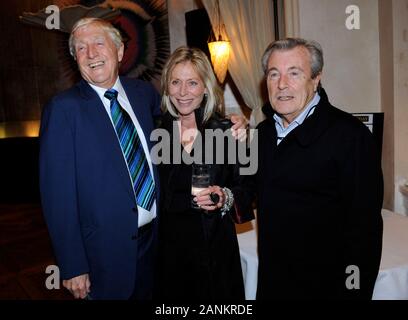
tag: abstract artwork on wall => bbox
[21,0,170,88]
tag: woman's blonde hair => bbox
[160,46,224,123]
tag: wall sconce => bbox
[207,0,230,84]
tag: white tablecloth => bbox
[237,209,408,300]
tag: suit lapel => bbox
[77,80,136,203]
[120,77,155,148]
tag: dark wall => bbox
[185,8,211,59]
[0,0,66,123]
[0,1,62,204]
[0,138,40,203]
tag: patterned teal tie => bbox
[104,89,155,210]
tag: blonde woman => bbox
[155,47,254,301]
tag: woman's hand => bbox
[194,185,225,211]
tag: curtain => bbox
[283,0,300,37]
[202,0,275,126]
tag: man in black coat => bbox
[254,38,383,299]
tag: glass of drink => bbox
[191,164,210,209]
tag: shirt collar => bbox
[273,92,321,130]
[88,77,124,101]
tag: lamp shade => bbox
[208,40,230,83]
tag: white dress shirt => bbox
[89,78,156,227]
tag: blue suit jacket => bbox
[39,77,161,299]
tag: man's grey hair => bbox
[261,38,324,79]
[68,17,123,58]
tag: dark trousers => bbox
[130,220,157,300]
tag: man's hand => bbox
[63,274,91,299]
[229,114,249,142]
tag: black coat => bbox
[254,89,383,299]
[156,110,255,301]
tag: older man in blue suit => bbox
[39,17,162,300]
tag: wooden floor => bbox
[0,203,72,300]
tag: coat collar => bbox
[160,108,225,132]
[262,88,334,147]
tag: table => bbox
[237,209,408,300]
[372,209,408,299]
